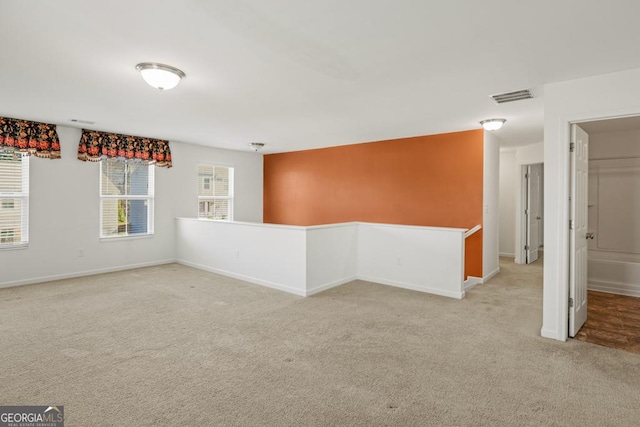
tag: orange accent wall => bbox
[264,130,484,278]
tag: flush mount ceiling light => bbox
[135,62,185,91]
[480,118,506,131]
[249,142,265,152]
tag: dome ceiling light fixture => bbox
[480,118,506,131]
[249,142,265,152]
[135,62,186,91]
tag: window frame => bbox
[99,160,155,240]
[0,152,29,250]
[197,164,234,221]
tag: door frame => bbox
[517,162,543,264]
[543,110,640,342]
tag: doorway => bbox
[568,116,640,347]
[522,163,543,264]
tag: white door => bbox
[569,124,589,337]
[526,164,541,263]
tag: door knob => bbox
[536,216,541,220]
[586,232,595,240]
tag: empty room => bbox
[1,1,640,426]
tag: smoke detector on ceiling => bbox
[490,89,533,104]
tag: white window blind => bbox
[0,151,29,248]
[197,164,233,220]
[100,160,154,238]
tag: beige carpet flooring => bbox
[1,258,639,426]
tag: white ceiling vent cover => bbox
[491,89,533,104]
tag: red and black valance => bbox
[77,129,172,168]
[0,116,61,159]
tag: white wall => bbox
[499,149,516,257]
[514,142,544,264]
[0,125,263,288]
[543,67,640,341]
[169,141,263,222]
[306,223,358,295]
[482,131,500,280]
[590,129,640,158]
[587,131,640,297]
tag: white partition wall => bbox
[306,223,358,295]
[176,219,470,299]
[357,223,466,299]
[176,219,308,295]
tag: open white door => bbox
[569,124,589,337]
[526,164,541,263]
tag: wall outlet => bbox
[396,256,401,266]
[235,250,240,259]
[78,248,85,258]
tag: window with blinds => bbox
[0,151,29,248]
[100,160,154,238]
[197,164,233,220]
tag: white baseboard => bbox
[0,259,177,289]
[483,267,500,282]
[588,279,640,298]
[464,276,482,290]
[358,275,464,299]
[176,260,307,297]
[499,252,515,258]
[541,327,565,341]
[306,276,357,296]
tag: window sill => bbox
[0,243,29,251]
[100,234,154,243]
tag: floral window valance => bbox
[0,116,61,159]
[77,129,172,168]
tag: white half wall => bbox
[543,67,640,341]
[499,149,516,257]
[176,219,308,295]
[357,223,466,299]
[306,223,358,295]
[176,219,468,299]
[0,126,264,288]
[483,131,500,280]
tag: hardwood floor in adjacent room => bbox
[575,290,640,354]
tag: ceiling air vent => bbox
[490,89,533,104]
[69,119,96,125]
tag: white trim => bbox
[483,267,500,282]
[540,328,559,340]
[176,259,306,297]
[544,107,640,343]
[359,275,465,299]
[464,276,482,290]
[499,252,515,258]
[0,259,176,289]
[464,224,482,238]
[100,234,154,242]
[306,276,358,296]
[588,279,640,298]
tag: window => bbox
[100,160,154,238]
[198,164,233,220]
[0,151,29,248]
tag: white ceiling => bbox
[2,1,640,153]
